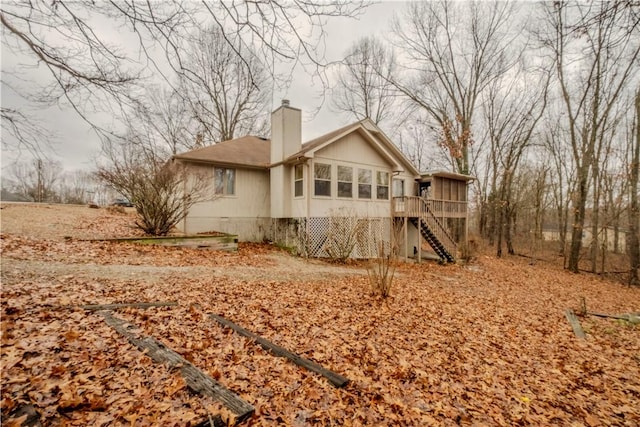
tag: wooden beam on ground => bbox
[99,311,254,424]
[208,313,350,388]
[587,312,629,321]
[195,415,227,427]
[80,301,178,311]
[586,312,640,323]
[565,309,586,339]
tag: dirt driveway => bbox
[0,203,364,285]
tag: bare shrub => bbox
[367,241,396,298]
[367,220,404,298]
[324,209,367,262]
[96,138,211,236]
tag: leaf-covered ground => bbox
[1,203,639,426]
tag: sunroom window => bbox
[377,171,389,200]
[314,163,331,197]
[337,165,353,198]
[358,168,372,199]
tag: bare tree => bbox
[1,1,367,147]
[391,0,517,175]
[629,88,640,285]
[179,25,270,143]
[0,107,54,157]
[332,36,400,128]
[482,65,549,257]
[137,87,199,155]
[542,111,577,258]
[394,112,447,172]
[7,158,62,202]
[540,1,640,273]
[95,134,211,236]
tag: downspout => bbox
[306,160,311,258]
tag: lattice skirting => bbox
[271,217,391,258]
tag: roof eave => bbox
[270,155,313,168]
[173,157,269,171]
[420,170,476,181]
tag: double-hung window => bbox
[294,164,304,197]
[314,163,331,197]
[377,171,389,200]
[358,169,372,199]
[337,166,353,198]
[214,167,235,195]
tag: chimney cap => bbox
[281,99,290,107]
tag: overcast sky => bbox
[1,2,402,175]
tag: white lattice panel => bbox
[271,217,391,259]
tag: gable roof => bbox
[296,122,358,154]
[172,135,270,169]
[284,118,420,176]
[172,118,420,176]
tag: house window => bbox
[314,163,331,197]
[337,166,353,198]
[358,168,371,199]
[294,164,304,197]
[377,171,389,200]
[214,167,235,195]
[393,179,405,197]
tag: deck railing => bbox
[393,197,458,257]
[392,197,467,219]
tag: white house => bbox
[173,100,472,261]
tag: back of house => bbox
[172,100,472,261]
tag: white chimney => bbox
[270,100,301,219]
[270,99,301,164]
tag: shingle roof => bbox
[172,119,418,175]
[173,122,362,168]
[172,135,271,168]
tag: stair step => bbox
[410,217,455,263]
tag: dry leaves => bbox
[1,204,639,425]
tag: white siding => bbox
[302,132,403,218]
[182,165,270,240]
[315,132,390,168]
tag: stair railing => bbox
[418,198,457,257]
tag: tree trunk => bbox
[568,170,589,273]
[557,194,567,255]
[507,207,516,256]
[487,191,498,245]
[496,200,504,258]
[601,232,606,274]
[591,167,600,273]
[628,90,640,285]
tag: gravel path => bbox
[0,203,365,285]
[1,254,364,285]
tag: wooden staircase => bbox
[410,200,457,263]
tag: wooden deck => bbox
[392,197,467,219]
